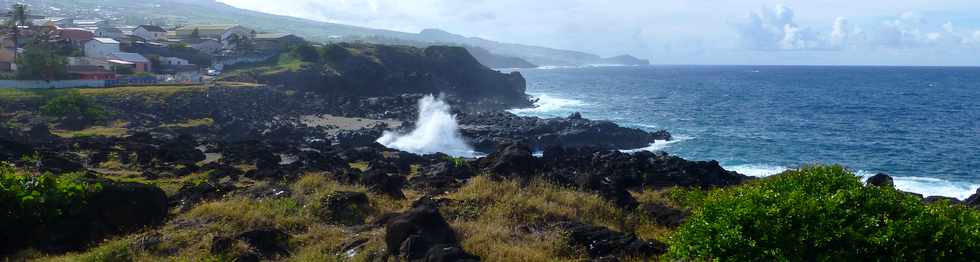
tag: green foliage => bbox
[290,44,320,63]
[16,42,69,80]
[0,162,102,226]
[40,90,108,122]
[667,165,980,261]
[444,156,468,169]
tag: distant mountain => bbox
[6,0,649,67]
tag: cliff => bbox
[223,43,532,110]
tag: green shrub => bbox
[40,90,108,122]
[668,165,980,261]
[0,163,102,226]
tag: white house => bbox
[95,27,125,39]
[84,38,120,58]
[133,25,168,41]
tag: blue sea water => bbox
[508,65,980,199]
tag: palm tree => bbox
[4,4,30,61]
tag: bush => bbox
[0,162,102,226]
[667,165,980,261]
[290,44,320,63]
[40,90,108,122]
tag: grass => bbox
[51,120,129,138]
[443,176,666,261]
[161,118,215,129]
[0,88,46,101]
[29,173,672,261]
[348,162,369,172]
[34,172,415,261]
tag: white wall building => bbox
[84,38,120,58]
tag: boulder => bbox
[38,153,85,174]
[31,180,168,252]
[362,170,406,199]
[866,173,894,187]
[480,143,536,177]
[211,228,290,260]
[557,221,667,259]
[385,203,460,260]
[170,182,236,212]
[318,191,372,226]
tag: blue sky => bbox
[219,0,980,65]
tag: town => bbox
[0,3,305,88]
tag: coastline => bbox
[509,90,980,200]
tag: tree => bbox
[16,42,68,80]
[4,4,30,60]
[291,44,319,63]
[40,90,108,129]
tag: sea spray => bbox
[377,95,476,157]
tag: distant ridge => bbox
[7,0,648,67]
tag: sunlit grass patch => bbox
[51,120,129,138]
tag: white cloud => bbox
[219,0,980,65]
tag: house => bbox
[254,33,306,50]
[107,52,151,73]
[58,28,96,46]
[160,56,190,66]
[95,27,125,39]
[68,65,116,80]
[84,38,120,58]
[181,38,222,54]
[68,56,111,69]
[0,36,16,71]
[72,19,108,31]
[117,25,137,36]
[173,24,255,45]
[133,25,168,41]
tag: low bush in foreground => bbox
[668,165,980,261]
[0,163,102,227]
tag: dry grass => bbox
[51,120,129,138]
[30,173,674,261]
[160,118,215,129]
[444,177,628,261]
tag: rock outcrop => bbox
[385,202,477,261]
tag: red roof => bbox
[59,28,95,41]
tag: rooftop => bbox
[109,52,150,63]
[90,37,120,44]
[137,25,167,33]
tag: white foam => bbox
[377,95,478,157]
[509,93,588,115]
[855,171,980,200]
[621,135,694,153]
[724,165,979,200]
[727,164,789,177]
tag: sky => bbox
[217,0,980,65]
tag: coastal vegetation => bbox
[668,165,980,261]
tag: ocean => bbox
[507,65,980,199]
